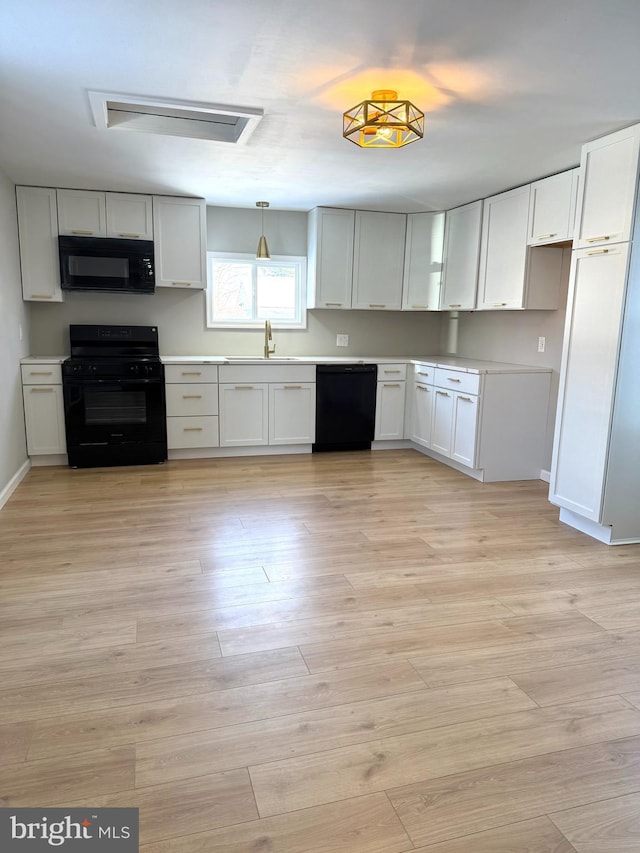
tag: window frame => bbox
[206,251,308,330]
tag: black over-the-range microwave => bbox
[58,235,155,294]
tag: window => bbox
[206,252,307,328]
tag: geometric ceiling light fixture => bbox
[256,201,270,259]
[343,89,424,148]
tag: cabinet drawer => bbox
[21,364,62,385]
[165,384,218,417]
[377,363,407,381]
[164,364,218,383]
[434,367,480,395]
[413,364,435,384]
[167,416,219,449]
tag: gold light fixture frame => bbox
[256,201,270,259]
[343,89,424,149]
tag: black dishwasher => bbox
[313,364,378,452]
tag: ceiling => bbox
[2,0,640,214]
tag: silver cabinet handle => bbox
[493,302,508,307]
[181,371,201,376]
[284,385,302,389]
[182,394,202,399]
[29,371,53,376]
[436,390,450,396]
[416,371,430,377]
[411,304,428,309]
[416,385,430,391]
[448,303,462,308]
[383,383,401,387]
[183,427,203,431]
[369,303,386,308]
[172,281,192,286]
[118,232,140,238]
[324,302,343,306]
[71,229,94,235]
[234,385,254,390]
[446,377,462,383]
[458,395,473,402]
[30,387,54,393]
[383,370,401,374]
[30,294,53,299]
[586,235,610,243]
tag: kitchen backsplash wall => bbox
[0,169,30,492]
[28,204,443,356]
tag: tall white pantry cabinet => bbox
[549,123,640,544]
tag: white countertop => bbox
[21,354,552,374]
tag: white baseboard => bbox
[0,458,31,511]
[540,469,551,483]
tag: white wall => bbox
[0,168,30,496]
[29,205,443,357]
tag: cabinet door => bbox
[352,211,406,310]
[574,124,640,249]
[22,385,66,454]
[528,169,579,246]
[57,189,107,236]
[477,185,531,310]
[549,243,630,521]
[219,383,268,446]
[307,208,354,309]
[374,381,406,440]
[106,193,153,240]
[440,200,482,310]
[411,382,433,447]
[402,212,445,310]
[431,388,454,456]
[451,393,479,467]
[16,186,63,302]
[269,383,315,445]
[153,196,206,289]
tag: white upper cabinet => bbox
[16,186,63,302]
[57,189,107,236]
[574,123,640,249]
[105,193,153,240]
[527,168,579,246]
[153,196,207,289]
[352,211,406,310]
[440,200,482,311]
[307,207,354,309]
[477,185,563,310]
[402,211,445,311]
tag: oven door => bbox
[63,378,166,462]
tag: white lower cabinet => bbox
[409,361,551,482]
[219,384,269,447]
[269,384,316,445]
[21,363,66,455]
[165,363,219,450]
[218,364,316,448]
[375,363,407,441]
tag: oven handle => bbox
[63,378,164,385]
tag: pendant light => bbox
[343,89,424,148]
[256,201,270,259]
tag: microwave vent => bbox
[88,91,263,145]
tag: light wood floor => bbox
[2,449,640,851]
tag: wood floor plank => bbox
[136,677,534,787]
[513,657,640,706]
[217,598,514,657]
[27,660,425,760]
[410,630,640,687]
[249,696,640,816]
[0,721,32,765]
[388,735,640,847]
[0,621,137,662]
[411,816,576,852]
[0,746,135,807]
[0,647,307,723]
[137,792,411,853]
[62,769,258,846]
[550,790,640,852]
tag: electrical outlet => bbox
[336,334,349,347]
[538,336,546,353]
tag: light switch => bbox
[538,336,546,353]
[336,334,349,347]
